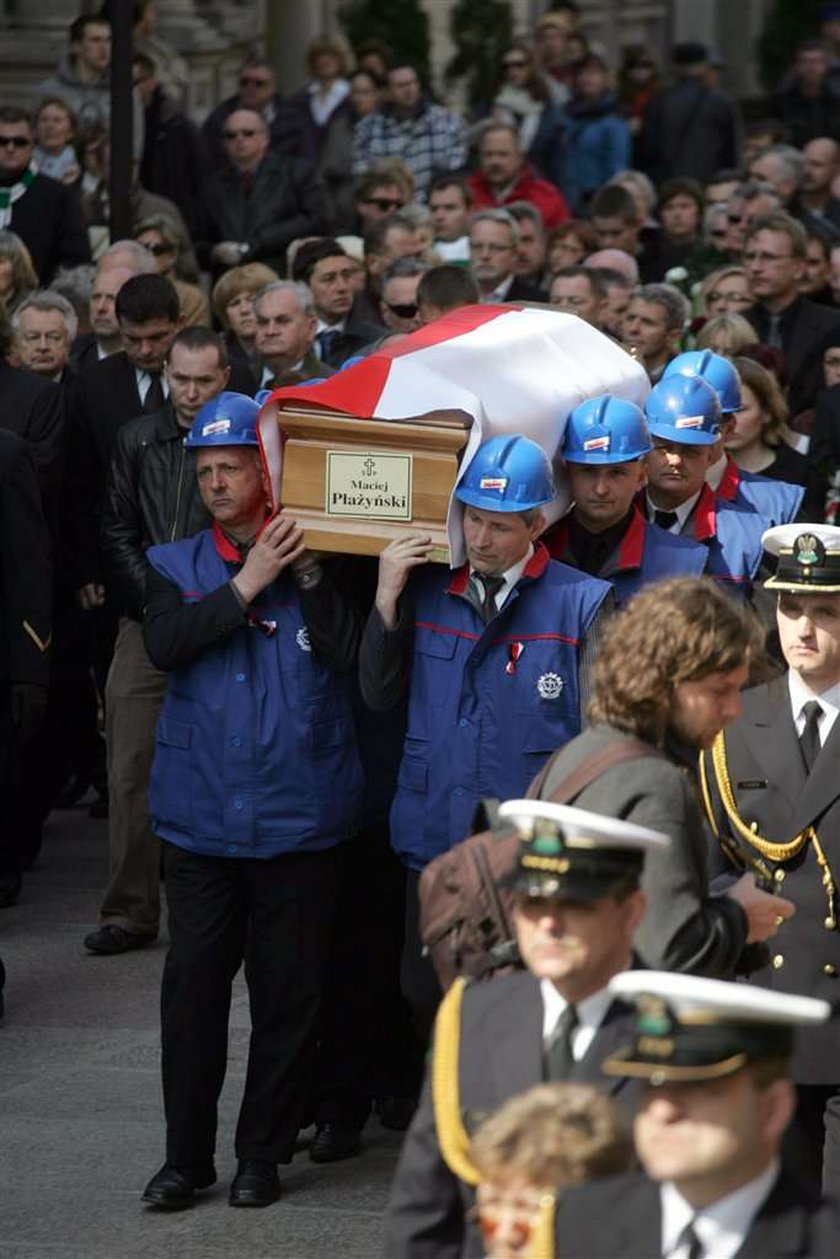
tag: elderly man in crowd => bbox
[253,280,324,388]
[13,292,77,384]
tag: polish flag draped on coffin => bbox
[258,303,650,565]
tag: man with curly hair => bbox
[532,576,793,979]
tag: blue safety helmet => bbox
[644,375,722,446]
[562,395,652,464]
[455,435,555,512]
[664,349,742,414]
[184,391,260,448]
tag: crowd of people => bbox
[4,0,840,1252]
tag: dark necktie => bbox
[766,312,783,350]
[673,1220,703,1259]
[476,574,505,623]
[799,700,823,774]
[317,328,340,362]
[143,372,165,414]
[546,1004,578,1080]
[654,508,679,531]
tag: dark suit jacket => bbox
[383,969,638,1259]
[0,430,51,691]
[324,300,387,368]
[8,172,90,283]
[0,360,64,526]
[505,275,548,303]
[745,298,840,418]
[702,674,840,1083]
[556,1166,839,1258]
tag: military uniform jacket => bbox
[701,675,840,1084]
[555,1167,840,1258]
[383,969,637,1259]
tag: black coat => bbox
[196,151,329,276]
[505,275,548,303]
[201,92,310,169]
[702,674,840,1084]
[384,969,638,1259]
[8,172,91,283]
[745,298,840,419]
[100,403,210,620]
[639,79,740,186]
[139,85,209,236]
[0,430,51,690]
[324,300,388,368]
[0,360,65,524]
[555,1166,839,1258]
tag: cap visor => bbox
[602,1048,748,1083]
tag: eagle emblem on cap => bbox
[794,533,825,568]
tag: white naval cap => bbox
[763,523,840,592]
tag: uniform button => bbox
[234,798,244,810]
[824,964,838,978]
[236,672,246,682]
[772,953,784,970]
[454,787,465,797]
[226,844,237,854]
[459,718,468,728]
[231,736,242,748]
[773,869,786,883]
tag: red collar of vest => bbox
[692,483,717,542]
[715,455,741,503]
[616,504,646,570]
[211,516,269,563]
[445,540,550,594]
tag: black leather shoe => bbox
[376,1096,417,1132]
[229,1160,281,1207]
[84,925,155,955]
[141,1162,216,1209]
[309,1124,362,1164]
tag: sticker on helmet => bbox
[202,418,231,436]
[583,435,610,451]
[674,416,704,429]
[536,672,564,700]
[479,477,508,491]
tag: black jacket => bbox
[324,298,388,368]
[744,297,840,418]
[639,79,740,185]
[7,172,90,283]
[505,275,548,303]
[0,360,65,526]
[702,674,840,1084]
[0,430,51,689]
[555,1166,839,1258]
[140,85,209,236]
[384,969,638,1259]
[100,403,210,621]
[196,151,329,276]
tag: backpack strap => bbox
[527,738,665,804]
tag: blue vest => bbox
[390,545,610,870]
[689,485,765,600]
[719,456,803,526]
[146,530,363,859]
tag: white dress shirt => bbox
[788,670,840,745]
[540,979,615,1062]
[434,236,471,262]
[134,367,170,406]
[660,1158,780,1259]
[468,545,533,615]
[307,77,350,127]
[646,490,701,535]
[482,273,514,303]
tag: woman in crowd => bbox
[491,40,565,187]
[210,261,279,387]
[33,97,80,185]
[698,266,754,318]
[545,219,598,273]
[468,1084,633,1259]
[562,53,631,212]
[0,231,38,317]
[135,214,209,328]
[728,356,807,484]
[696,312,757,357]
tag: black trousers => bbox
[400,867,443,1046]
[161,841,339,1168]
[786,1084,840,1196]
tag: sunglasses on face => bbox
[224,129,258,140]
[385,301,418,318]
[363,196,404,211]
[0,135,31,149]
[240,76,270,87]
[142,242,176,256]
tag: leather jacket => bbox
[100,403,209,620]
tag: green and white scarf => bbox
[0,162,37,229]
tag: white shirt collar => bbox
[260,359,304,387]
[706,452,727,491]
[787,669,840,743]
[483,273,514,303]
[469,544,533,612]
[646,489,701,533]
[307,77,350,125]
[661,1159,780,1259]
[540,978,617,1062]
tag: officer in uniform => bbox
[544,394,707,605]
[360,434,612,1035]
[664,348,804,525]
[383,798,669,1259]
[555,971,837,1258]
[700,522,840,1193]
[139,395,363,1210]
[644,373,767,598]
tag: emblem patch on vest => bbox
[536,672,564,699]
[296,627,312,652]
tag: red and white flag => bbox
[259,303,649,564]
